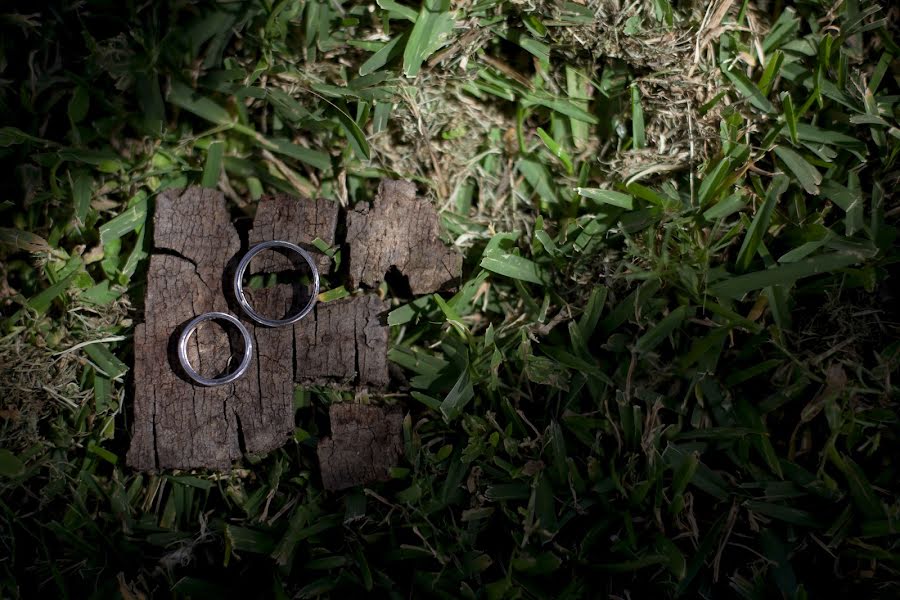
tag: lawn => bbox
[1,0,899,598]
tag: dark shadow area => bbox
[331,197,352,285]
[234,412,248,455]
[384,264,413,299]
[232,214,254,252]
[312,401,332,441]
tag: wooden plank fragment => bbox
[231,195,340,455]
[250,194,338,275]
[346,179,462,294]
[294,295,390,388]
[316,403,403,491]
[128,189,342,470]
[129,185,403,480]
[128,188,241,471]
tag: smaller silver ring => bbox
[177,312,253,386]
[233,240,320,327]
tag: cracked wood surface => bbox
[316,403,403,491]
[294,294,390,388]
[250,193,338,275]
[230,194,341,456]
[346,179,462,294]
[129,183,431,478]
[128,188,340,471]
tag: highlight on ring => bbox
[177,312,254,387]
[233,240,320,328]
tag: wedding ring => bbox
[233,240,320,327]
[177,312,253,386]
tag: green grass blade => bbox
[723,67,775,113]
[518,158,558,205]
[377,0,418,22]
[697,157,733,206]
[26,257,82,314]
[403,0,454,78]
[827,447,886,520]
[735,175,788,272]
[745,501,822,527]
[710,252,860,298]
[634,305,694,353]
[168,80,232,125]
[631,85,646,149]
[72,172,93,224]
[757,50,783,97]
[315,95,370,160]
[566,66,589,147]
[535,127,573,175]
[774,145,821,195]
[781,92,798,145]
[266,137,333,170]
[522,92,598,124]
[201,140,224,188]
[440,366,474,421]
[577,286,607,338]
[703,193,746,220]
[0,228,50,253]
[83,343,129,379]
[99,196,148,245]
[576,188,634,209]
[480,249,545,284]
[360,33,408,76]
[0,449,25,478]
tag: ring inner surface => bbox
[240,246,315,323]
[184,318,247,380]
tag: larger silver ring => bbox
[233,240,320,327]
[177,312,253,386]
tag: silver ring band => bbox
[233,240,320,327]
[177,312,253,386]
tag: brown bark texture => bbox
[128,188,342,470]
[316,403,403,491]
[129,181,454,478]
[346,179,462,294]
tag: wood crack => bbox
[346,179,462,294]
[129,182,452,479]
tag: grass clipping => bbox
[0,297,129,455]
[371,1,738,213]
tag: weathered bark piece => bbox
[346,179,462,294]
[316,403,403,491]
[230,195,339,455]
[251,194,339,274]
[294,295,389,388]
[128,188,242,470]
[128,189,340,470]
